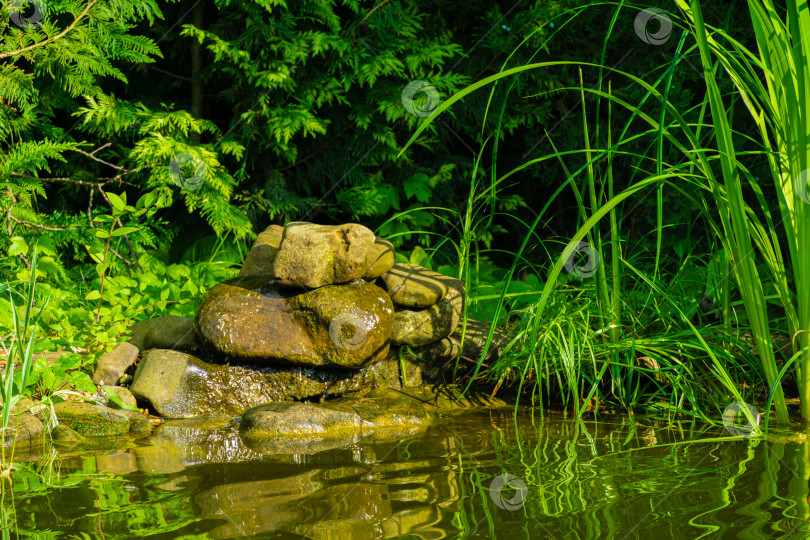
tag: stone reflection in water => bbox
[192,447,455,539]
[79,409,466,540]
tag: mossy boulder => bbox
[129,349,406,418]
[196,278,393,368]
[53,401,130,437]
[239,396,429,441]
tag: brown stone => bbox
[239,224,284,278]
[195,278,393,368]
[391,278,465,347]
[128,315,198,351]
[380,263,453,307]
[272,222,375,288]
[363,237,395,279]
[92,342,139,386]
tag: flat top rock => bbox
[128,315,197,352]
[240,396,429,440]
[272,222,375,288]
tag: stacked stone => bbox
[112,223,408,418]
[93,222,488,420]
[378,263,465,347]
[197,222,397,368]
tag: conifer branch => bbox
[0,1,98,60]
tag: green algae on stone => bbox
[129,349,407,418]
[239,397,430,442]
[53,402,130,437]
[195,278,393,368]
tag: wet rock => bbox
[196,278,392,368]
[346,347,423,392]
[239,396,430,440]
[52,401,130,437]
[129,349,404,418]
[239,224,283,278]
[128,412,152,435]
[363,237,395,279]
[100,385,137,412]
[372,386,510,412]
[49,424,84,447]
[272,222,375,288]
[91,342,139,386]
[1,412,44,449]
[391,278,465,347]
[380,263,455,308]
[128,315,198,351]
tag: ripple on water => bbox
[5,411,810,539]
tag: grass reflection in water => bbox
[1,410,808,539]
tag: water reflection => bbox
[5,410,810,539]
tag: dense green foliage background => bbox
[1,0,781,413]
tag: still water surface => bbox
[5,409,810,539]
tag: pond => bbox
[4,409,810,539]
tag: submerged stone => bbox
[129,349,407,418]
[272,222,376,288]
[53,401,130,437]
[195,278,393,368]
[50,424,84,447]
[239,396,430,441]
